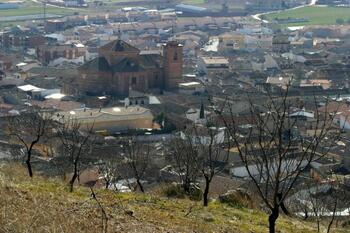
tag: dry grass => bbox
[0,163,349,233]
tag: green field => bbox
[265,6,350,26]
[0,6,80,17]
[182,0,206,5]
[0,21,24,29]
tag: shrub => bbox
[219,189,253,208]
[162,183,202,201]
[188,184,202,201]
[163,184,186,199]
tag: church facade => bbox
[73,40,183,97]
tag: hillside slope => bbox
[0,163,348,233]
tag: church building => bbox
[72,40,183,97]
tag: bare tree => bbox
[56,118,94,192]
[122,137,150,193]
[290,181,327,232]
[200,127,230,207]
[309,184,322,232]
[8,110,52,177]
[312,179,348,233]
[217,87,339,233]
[183,124,230,206]
[97,160,120,189]
[169,133,201,194]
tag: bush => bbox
[342,220,350,228]
[219,189,253,208]
[188,185,202,201]
[163,184,186,199]
[162,183,203,201]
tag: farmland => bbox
[265,6,350,26]
[0,6,79,17]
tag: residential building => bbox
[0,54,12,71]
[272,34,291,53]
[266,76,292,89]
[36,42,87,65]
[180,126,226,145]
[218,32,245,51]
[0,26,45,49]
[198,56,230,78]
[124,90,149,106]
[45,20,66,33]
[63,0,86,7]
[300,79,332,90]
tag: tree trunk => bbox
[69,161,78,192]
[136,178,144,193]
[203,176,210,207]
[26,152,33,177]
[278,193,289,215]
[69,172,78,192]
[183,178,191,194]
[268,207,279,233]
[105,180,110,189]
[327,213,336,233]
[327,198,338,233]
[303,206,308,220]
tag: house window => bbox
[132,77,137,85]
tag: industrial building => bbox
[175,4,208,16]
[53,106,154,133]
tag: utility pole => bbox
[43,1,47,32]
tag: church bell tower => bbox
[163,41,183,90]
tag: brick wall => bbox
[163,42,183,90]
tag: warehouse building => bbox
[175,4,207,16]
[53,106,154,133]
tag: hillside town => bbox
[1,0,350,232]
